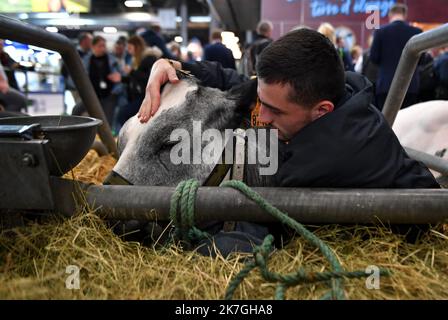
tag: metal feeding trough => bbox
[0,115,102,176]
[0,115,102,211]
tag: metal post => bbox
[382,23,448,126]
[404,146,448,176]
[180,0,188,48]
[246,30,253,45]
[0,15,118,157]
[70,184,448,224]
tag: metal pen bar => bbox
[0,14,118,157]
[382,23,448,126]
[405,146,448,176]
[74,184,448,224]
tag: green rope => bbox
[169,179,391,300]
[169,179,209,243]
[221,180,391,300]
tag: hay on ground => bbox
[0,148,447,299]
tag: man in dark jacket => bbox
[434,47,448,99]
[203,29,236,69]
[0,39,20,91]
[136,29,438,256]
[370,3,422,111]
[141,25,175,60]
[242,20,274,77]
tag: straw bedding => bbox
[1,149,447,299]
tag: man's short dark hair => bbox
[78,32,92,43]
[116,36,127,45]
[257,20,273,36]
[389,3,408,17]
[92,35,106,46]
[210,29,222,41]
[256,29,346,108]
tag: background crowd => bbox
[1,3,447,134]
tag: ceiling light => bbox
[189,16,211,23]
[124,0,143,8]
[103,27,118,33]
[45,26,59,33]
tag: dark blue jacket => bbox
[434,51,448,86]
[338,47,354,72]
[141,29,175,59]
[370,21,422,94]
[182,61,438,189]
[203,42,236,70]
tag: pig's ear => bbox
[226,78,258,111]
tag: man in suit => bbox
[434,47,448,99]
[141,25,175,60]
[203,29,236,70]
[370,3,422,111]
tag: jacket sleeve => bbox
[132,55,157,83]
[369,30,381,65]
[108,54,124,95]
[181,61,248,91]
[109,55,122,74]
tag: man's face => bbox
[115,43,125,56]
[257,79,314,141]
[92,40,107,57]
[81,36,92,51]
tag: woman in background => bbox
[116,35,162,129]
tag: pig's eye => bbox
[166,139,181,146]
[159,138,181,151]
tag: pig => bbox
[112,76,275,187]
[107,76,276,255]
[393,100,448,178]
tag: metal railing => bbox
[0,15,118,157]
[50,178,448,224]
[383,23,448,125]
[382,23,448,175]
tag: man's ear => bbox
[311,100,334,121]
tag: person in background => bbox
[141,25,175,59]
[351,45,363,73]
[0,63,27,114]
[242,20,273,77]
[417,51,437,103]
[0,63,8,94]
[336,36,354,71]
[113,37,132,75]
[167,41,182,61]
[434,46,448,100]
[186,37,204,62]
[317,23,336,44]
[76,32,93,58]
[62,32,93,107]
[203,29,236,69]
[361,35,379,86]
[73,36,123,129]
[112,36,132,131]
[370,3,422,111]
[0,39,20,91]
[116,35,162,129]
[318,23,353,71]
